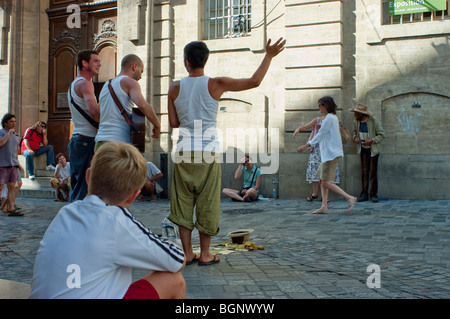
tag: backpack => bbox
[19,128,35,154]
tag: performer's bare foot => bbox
[347,196,357,211]
[312,207,328,214]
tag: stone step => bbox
[19,188,54,199]
[35,169,55,178]
[20,177,55,199]
[18,154,55,178]
[16,154,57,199]
[0,279,31,299]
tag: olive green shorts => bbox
[317,157,340,182]
[169,152,221,237]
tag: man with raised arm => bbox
[168,38,286,266]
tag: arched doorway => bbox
[47,1,117,159]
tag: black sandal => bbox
[306,194,318,202]
[8,210,24,217]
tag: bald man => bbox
[95,54,161,151]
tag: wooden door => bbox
[47,0,117,159]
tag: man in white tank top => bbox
[167,38,286,266]
[95,54,160,150]
[68,50,101,202]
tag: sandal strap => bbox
[8,210,24,216]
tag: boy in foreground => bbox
[30,142,186,299]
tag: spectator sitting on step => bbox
[50,153,71,202]
[21,121,56,181]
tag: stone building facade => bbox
[0,0,449,199]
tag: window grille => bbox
[204,0,251,40]
[382,0,449,24]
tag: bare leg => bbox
[142,271,186,299]
[178,225,196,263]
[313,181,329,214]
[244,188,258,201]
[222,188,244,202]
[199,231,220,264]
[322,181,357,212]
[312,181,319,197]
[0,185,5,212]
[6,183,16,212]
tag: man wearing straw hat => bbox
[350,104,385,203]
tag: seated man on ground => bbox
[30,142,186,299]
[140,162,164,201]
[222,155,262,202]
[50,153,71,202]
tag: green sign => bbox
[388,0,447,15]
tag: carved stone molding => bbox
[50,29,81,61]
[93,18,117,47]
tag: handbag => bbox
[339,121,350,144]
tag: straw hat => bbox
[350,103,372,116]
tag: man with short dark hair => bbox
[168,38,286,266]
[68,50,101,202]
[0,113,23,216]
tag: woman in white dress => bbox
[298,96,356,214]
[293,115,340,202]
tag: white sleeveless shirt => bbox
[68,77,98,138]
[96,76,135,144]
[174,76,219,153]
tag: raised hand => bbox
[266,38,286,58]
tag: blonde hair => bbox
[88,142,147,204]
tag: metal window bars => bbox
[204,0,251,40]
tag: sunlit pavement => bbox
[1,197,449,299]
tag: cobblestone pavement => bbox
[1,196,449,299]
